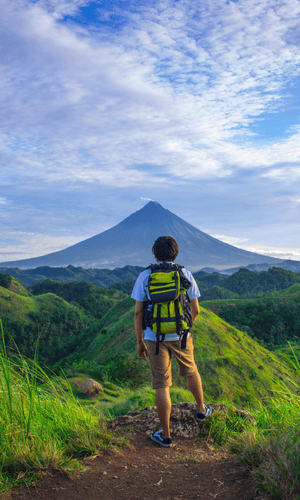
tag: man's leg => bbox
[155,387,172,438]
[187,371,205,414]
[146,340,172,439]
[166,338,206,414]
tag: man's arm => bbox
[134,300,148,360]
[190,297,200,323]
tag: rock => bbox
[80,378,104,397]
[234,409,256,424]
[107,402,255,438]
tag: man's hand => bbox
[137,340,148,360]
[190,298,200,323]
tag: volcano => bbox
[0,201,281,271]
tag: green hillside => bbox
[1,275,298,408]
[73,299,296,406]
[198,285,238,302]
[0,285,98,364]
[222,266,300,295]
[194,272,227,290]
[30,279,127,319]
[196,266,300,300]
[0,272,29,296]
[202,284,300,349]
[0,276,133,365]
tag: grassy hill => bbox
[222,266,300,295]
[198,285,239,302]
[0,287,89,363]
[29,279,127,319]
[197,266,300,301]
[0,272,29,296]
[201,284,300,349]
[1,275,298,408]
[194,272,227,290]
[70,298,297,407]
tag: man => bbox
[131,235,211,447]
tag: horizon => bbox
[1,0,300,262]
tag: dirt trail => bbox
[10,431,266,500]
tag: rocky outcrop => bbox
[107,402,255,438]
[80,378,104,397]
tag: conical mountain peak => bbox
[119,201,172,229]
[0,202,281,270]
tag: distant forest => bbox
[1,263,300,298]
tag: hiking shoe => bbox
[150,430,172,447]
[196,404,212,422]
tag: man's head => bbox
[152,236,179,262]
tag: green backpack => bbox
[143,262,193,354]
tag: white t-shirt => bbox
[131,263,200,341]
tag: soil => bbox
[9,431,267,500]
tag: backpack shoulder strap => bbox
[147,262,184,272]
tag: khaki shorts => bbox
[145,336,198,389]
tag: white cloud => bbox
[237,245,300,261]
[211,232,300,260]
[211,235,249,246]
[0,231,84,261]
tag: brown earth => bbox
[9,403,267,500]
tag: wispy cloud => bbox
[211,235,249,246]
[0,230,83,261]
[211,233,300,260]
[1,0,300,188]
[237,245,300,261]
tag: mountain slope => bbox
[201,283,300,349]
[79,299,296,406]
[0,201,281,271]
[0,284,100,364]
[0,273,29,296]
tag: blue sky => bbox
[1,0,300,263]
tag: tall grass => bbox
[0,321,123,493]
[230,343,300,500]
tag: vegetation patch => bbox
[202,285,300,349]
[230,357,300,499]
[0,321,125,494]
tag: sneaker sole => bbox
[196,406,212,422]
[150,433,172,447]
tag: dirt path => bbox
[10,431,266,500]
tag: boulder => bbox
[80,378,104,397]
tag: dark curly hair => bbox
[152,236,179,262]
